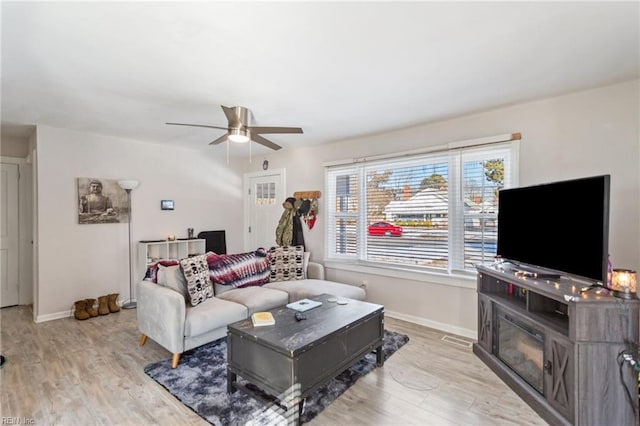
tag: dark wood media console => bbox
[474,264,639,425]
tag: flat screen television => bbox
[497,174,610,284]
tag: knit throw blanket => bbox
[145,249,271,289]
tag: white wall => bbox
[245,79,640,338]
[34,126,244,321]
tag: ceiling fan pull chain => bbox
[226,140,229,164]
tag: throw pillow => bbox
[156,264,168,286]
[144,259,180,283]
[207,249,271,289]
[157,264,189,299]
[179,254,214,306]
[269,245,305,282]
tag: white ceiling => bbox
[2,2,638,155]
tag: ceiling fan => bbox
[166,105,303,151]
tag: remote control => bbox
[295,312,307,321]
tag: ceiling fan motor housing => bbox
[229,106,251,127]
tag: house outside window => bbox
[325,139,518,275]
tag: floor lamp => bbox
[118,179,139,309]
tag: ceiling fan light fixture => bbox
[228,128,250,143]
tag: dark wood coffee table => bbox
[227,294,384,425]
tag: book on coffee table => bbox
[251,312,275,327]
[286,298,322,312]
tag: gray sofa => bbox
[137,262,365,368]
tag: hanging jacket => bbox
[292,213,305,249]
[276,208,294,246]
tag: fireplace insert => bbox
[494,308,544,394]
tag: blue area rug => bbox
[144,330,409,425]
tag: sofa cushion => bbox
[264,279,366,302]
[180,254,214,306]
[207,249,271,291]
[184,296,248,337]
[216,286,289,315]
[269,245,305,282]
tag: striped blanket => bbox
[144,249,271,290]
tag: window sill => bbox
[323,259,478,290]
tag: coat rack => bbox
[292,191,321,230]
[293,191,321,200]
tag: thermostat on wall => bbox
[161,200,174,210]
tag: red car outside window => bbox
[367,222,403,236]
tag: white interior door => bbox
[1,163,20,307]
[245,169,285,251]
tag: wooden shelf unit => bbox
[474,264,639,426]
[137,239,206,280]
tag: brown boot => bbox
[84,299,98,317]
[74,300,90,320]
[97,296,110,315]
[108,293,120,313]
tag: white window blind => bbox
[325,139,518,274]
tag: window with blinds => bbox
[325,139,518,274]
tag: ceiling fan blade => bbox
[209,133,229,145]
[221,105,243,127]
[252,134,282,150]
[166,122,228,131]
[249,126,304,134]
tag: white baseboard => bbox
[36,310,72,323]
[35,300,127,323]
[384,309,476,340]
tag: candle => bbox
[611,269,637,299]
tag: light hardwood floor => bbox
[0,305,547,425]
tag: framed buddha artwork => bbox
[77,177,129,224]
